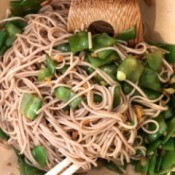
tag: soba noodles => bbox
[0,0,173,173]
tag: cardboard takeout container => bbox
[0,0,175,174]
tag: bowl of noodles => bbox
[0,1,175,175]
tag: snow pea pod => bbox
[146,115,167,143]
[147,51,163,72]
[46,54,55,75]
[162,138,175,151]
[10,0,45,17]
[163,117,175,144]
[100,159,123,174]
[57,43,70,53]
[163,107,174,120]
[0,30,8,48]
[20,93,43,120]
[54,87,82,109]
[38,68,51,81]
[147,139,162,156]
[88,51,119,67]
[0,128,9,141]
[148,153,157,175]
[140,67,162,92]
[19,156,45,175]
[117,56,144,82]
[135,157,149,173]
[118,26,136,41]
[143,88,161,100]
[161,149,175,171]
[100,64,117,80]
[92,33,117,50]
[32,146,47,167]
[113,86,121,108]
[69,32,89,53]
[4,22,22,35]
[160,44,175,63]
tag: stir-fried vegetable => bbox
[0,20,25,58]
[148,152,157,175]
[162,138,175,151]
[147,51,163,72]
[54,87,82,109]
[143,88,161,100]
[1,14,175,175]
[92,33,117,50]
[0,31,8,48]
[135,157,149,173]
[38,68,52,81]
[113,86,121,108]
[20,94,43,120]
[69,32,89,53]
[57,43,71,53]
[100,159,123,174]
[140,67,162,92]
[117,55,144,82]
[163,117,175,144]
[46,54,55,75]
[160,44,175,63]
[146,115,167,143]
[32,146,47,167]
[4,22,22,35]
[88,51,119,67]
[147,140,162,156]
[19,155,45,175]
[161,149,175,171]
[100,64,117,80]
[0,128,9,141]
[10,0,46,17]
[118,26,136,41]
